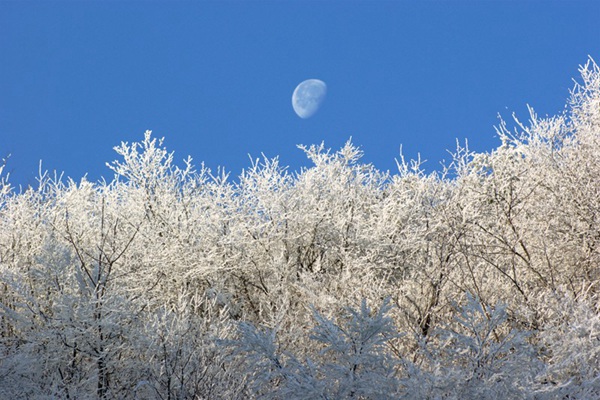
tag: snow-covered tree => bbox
[0,58,599,398]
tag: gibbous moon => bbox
[292,79,327,119]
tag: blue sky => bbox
[1,1,599,188]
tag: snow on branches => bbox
[0,59,599,398]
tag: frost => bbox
[1,59,599,398]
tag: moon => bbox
[292,79,327,119]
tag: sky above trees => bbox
[1,1,599,187]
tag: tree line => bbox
[1,59,599,398]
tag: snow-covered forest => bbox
[1,60,599,399]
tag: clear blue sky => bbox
[1,1,599,188]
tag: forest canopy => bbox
[1,59,599,399]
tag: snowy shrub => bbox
[534,289,600,399]
[424,293,541,399]
[231,298,402,399]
